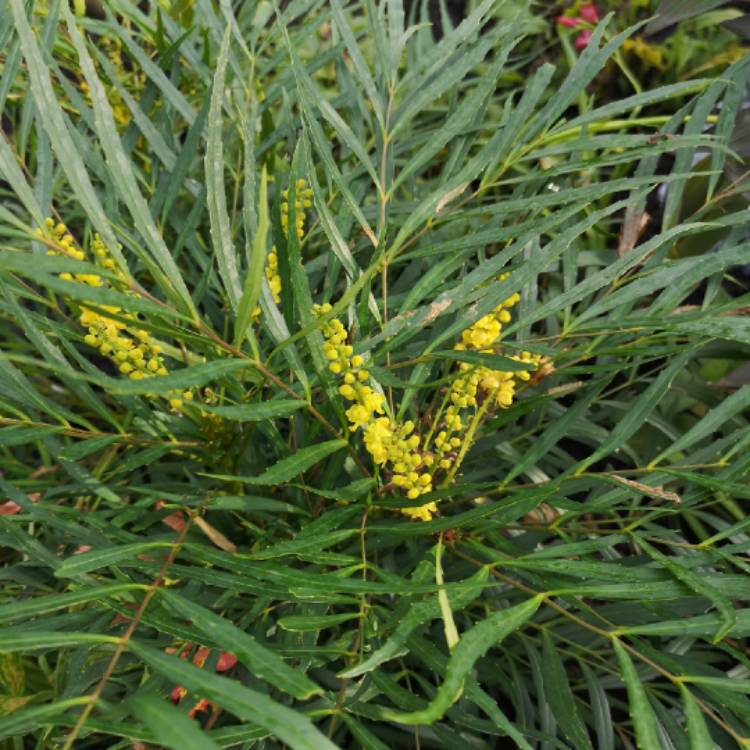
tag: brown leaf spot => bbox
[425,299,451,324]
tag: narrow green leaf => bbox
[392,45,514,194]
[114,21,197,124]
[573,351,691,475]
[635,535,736,642]
[0,425,62,446]
[107,360,249,395]
[432,349,536,373]
[249,529,358,560]
[278,613,361,631]
[130,641,339,750]
[7,0,121,256]
[646,0,729,34]
[241,439,347,486]
[0,583,144,624]
[680,686,714,750]
[582,664,615,750]
[651,385,750,467]
[341,715,391,750]
[613,640,662,750]
[235,164,270,346]
[161,590,322,699]
[620,609,750,638]
[381,596,542,724]
[61,4,195,313]
[340,566,489,678]
[436,538,459,651]
[542,632,593,749]
[328,0,383,121]
[55,542,173,578]
[0,132,43,225]
[0,632,117,651]
[206,25,241,310]
[0,698,91,738]
[131,696,221,750]
[199,400,306,421]
[503,378,607,485]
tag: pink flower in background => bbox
[556,4,600,49]
[579,4,600,23]
[575,29,594,49]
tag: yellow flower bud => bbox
[339,384,356,400]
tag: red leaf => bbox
[0,501,21,516]
[216,652,238,672]
[161,510,187,533]
[192,646,211,667]
[187,698,212,718]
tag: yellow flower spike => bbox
[428,273,552,484]
[38,218,181,409]
[315,303,436,518]
[255,179,315,320]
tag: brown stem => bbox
[61,507,200,749]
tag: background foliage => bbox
[1,0,750,748]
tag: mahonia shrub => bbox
[0,1,749,749]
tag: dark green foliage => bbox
[0,1,749,748]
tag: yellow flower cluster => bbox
[258,179,314,312]
[364,418,435,519]
[430,277,544,472]
[314,303,436,521]
[314,276,549,522]
[314,303,384,430]
[281,179,314,241]
[37,219,191,410]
